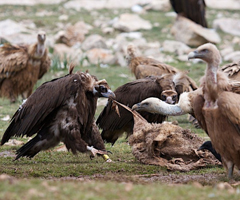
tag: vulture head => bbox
[188,43,221,67]
[132,93,192,116]
[37,31,46,44]
[94,79,115,98]
[161,90,177,104]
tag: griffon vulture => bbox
[126,45,198,91]
[0,31,51,103]
[170,0,208,27]
[127,45,177,77]
[133,43,240,178]
[1,65,115,161]
[97,72,197,145]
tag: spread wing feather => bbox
[1,74,81,145]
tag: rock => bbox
[86,48,116,65]
[131,5,144,13]
[171,16,221,47]
[162,40,191,56]
[64,0,154,11]
[53,43,83,63]
[81,34,107,51]
[102,27,114,34]
[205,0,240,10]
[213,18,240,37]
[220,47,234,57]
[5,139,24,146]
[144,0,171,11]
[113,13,152,32]
[223,51,240,62]
[0,19,28,36]
[216,182,235,194]
[59,15,69,21]
[55,21,92,47]
[0,0,65,5]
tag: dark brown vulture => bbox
[170,0,208,28]
[1,65,115,161]
[133,43,240,178]
[97,72,197,145]
[0,31,51,103]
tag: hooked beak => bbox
[132,103,141,111]
[101,89,115,98]
[188,51,198,60]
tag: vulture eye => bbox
[99,85,107,93]
[172,95,177,101]
[161,95,166,100]
[202,49,208,53]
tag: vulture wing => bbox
[1,73,82,145]
[218,92,240,131]
[221,61,240,81]
[38,52,51,79]
[97,78,167,144]
[135,64,178,79]
[0,44,28,79]
[170,0,207,27]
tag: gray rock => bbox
[113,13,152,32]
[171,16,221,47]
[82,34,108,51]
[223,51,240,62]
[205,0,240,10]
[213,18,240,36]
[0,0,65,5]
[162,40,191,56]
[144,0,171,11]
[55,21,92,47]
[53,43,83,63]
[86,48,116,65]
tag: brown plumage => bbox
[170,0,208,28]
[126,45,198,92]
[221,61,240,81]
[133,43,240,178]
[127,45,178,77]
[1,65,115,160]
[113,100,220,171]
[97,72,196,145]
[0,31,51,103]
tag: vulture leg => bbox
[226,161,234,179]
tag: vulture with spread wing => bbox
[221,61,240,81]
[133,43,240,178]
[0,31,50,103]
[97,72,197,145]
[1,65,115,161]
[170,0,207,28]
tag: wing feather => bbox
[0,44,28,79]
[1,74,81,145]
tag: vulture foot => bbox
[87,146,112,162]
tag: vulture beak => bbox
[188,51,198,60]
[101,89,115,98]
[132,103,141,111]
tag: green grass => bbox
[1,2,240,199]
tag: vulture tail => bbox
[15,135,42,160]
